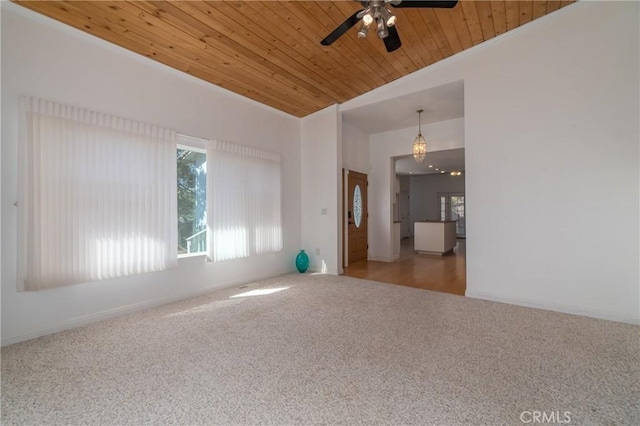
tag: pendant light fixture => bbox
[412,109,427,163]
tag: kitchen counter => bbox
[414,221,457,255]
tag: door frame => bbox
[343,169,348,268]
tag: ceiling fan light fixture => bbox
[376,17,389,39]
[413,109,427,163]
[321,1,457,52]
[381,8,397,27]
[362,10,374,26]
[387,15,398,27]
[357,23,369,38]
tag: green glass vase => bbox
[295,250,309,273]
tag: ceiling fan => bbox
[320,1,459,53]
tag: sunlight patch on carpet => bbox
[230,287,289,298]
[165,299,243,318]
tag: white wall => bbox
[300,105,341,274]
[410,173,466,223]
[0,4,3,329]
[342,121,370,174]
[342,1,640,324]
[1,4,301,345]
[367,119,465,261]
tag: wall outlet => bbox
[321,208,328,215]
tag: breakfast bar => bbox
[414,220,457,255]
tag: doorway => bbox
[345,170,368,265]
[344,149,466,296]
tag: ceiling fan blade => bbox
[391,1,458,8]
[320,9,365,46]
[384,26,402,53]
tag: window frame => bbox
[177,134,209,259]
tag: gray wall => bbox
[409,174,465,224]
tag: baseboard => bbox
[1,268,293,346]
[369,255,395,262]
[313,268,339,275]
[465,290,640,325]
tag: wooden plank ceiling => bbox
[14,1,575,117]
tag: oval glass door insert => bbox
[353,184,362,228]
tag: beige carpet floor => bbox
[2,273,639,425]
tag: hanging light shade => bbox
[413,109,427,163]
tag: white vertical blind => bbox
[18,97,178,291]
[208,140,282,261]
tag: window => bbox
[18,97,178,291]
[439,193,465,237]
[177,136,208,256]
[18,97,283,291]
[353,184,363,228]
[209,140,282,261]
[177,136,282,261]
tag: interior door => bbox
[347,171,368,263]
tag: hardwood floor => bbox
[343,237,466,296]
